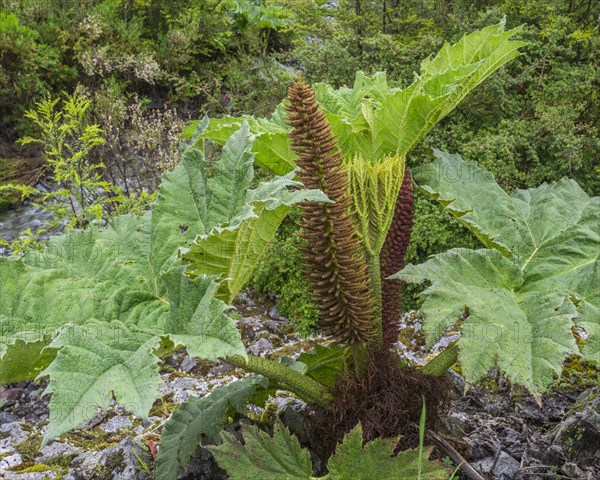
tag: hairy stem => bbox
[225,354,332,407]
[421,342,459,377]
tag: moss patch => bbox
[62,418,142,451]
[13,429,43,463]
[554,355,599,389]
[150,394,178,418]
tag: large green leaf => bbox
[155,376,268,480]
[209,422,450,480]
[40,322,162,446]
[415,150,598,266]
[394,152,599,393]
[315,18,525,163]
[209,422,313,480]
[163,270,245,361]
[0,120,319,444]
[182,106,295,175]
[375,18,525,159]
[187,21,524,176]
[327,424,450,480]
[346,154,405,255]
[297,344,346,388]
[396,248,579,394]
[182,173,329,302]
[0,337,56,384]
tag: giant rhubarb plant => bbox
[189,18,526,344]
[0,21,546,480]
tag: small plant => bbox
[208,403,451,479]
[17,90,121,230]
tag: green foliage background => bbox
[1,0,598,331]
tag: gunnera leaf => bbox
[326,423,450,479]
[40,321,162,446]
[189,20,525,175]
[209,421,313,480]
[1,118,320,444]
[178,120,330,303]
[209,421,450,480]
[155,376,268,480]
[393,151,599,394]
[297,344,346,388]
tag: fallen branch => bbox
[428,431,486,480]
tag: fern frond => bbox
[285,81,375,344]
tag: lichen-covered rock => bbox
[100,415,134,434]
[248,337,273,356]
[553,387,600,461]
[38,441,81,462]
[67,437,148,480]
[1,472,62,480]
[0,422,28,455]
[0,453,23,473]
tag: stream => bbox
[0,203,53,243]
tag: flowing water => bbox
[0,203,53,241]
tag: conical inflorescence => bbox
[285,81,375,344]
[380,171,414,348]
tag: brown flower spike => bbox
[285,81,375,343]
[380,171,414,348]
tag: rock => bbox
[180,355,198,373]
[492,451,520,479]
[239,316,262,328]
[104,442,139,480]
[248,338,273,356]
[445,369,465,396]
[68,437,147,480]
[0,422,28,455]
[160,377,209,404]
[0,387,24,404]
[553,387,600,460]
[560,462,586,478]
[271,396,305,415]
[164,355,180,368]
[472,451,520,479]
[209,362,236,376]
[101,415,134,433]
[0,412,19,424]
[263,319,283,332]
[235,292,255,307]
[472,456,494,475]
[575,326,589,341]
[529,443,564,466]
[0,453,22,474]
[70,451,101,474]
[443,411,472,437]
[2,472,62,480]
[39,441,81,462]
[180,444,227,480]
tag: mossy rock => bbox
[553,387,600,460]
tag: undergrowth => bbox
[249,207,319,336]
